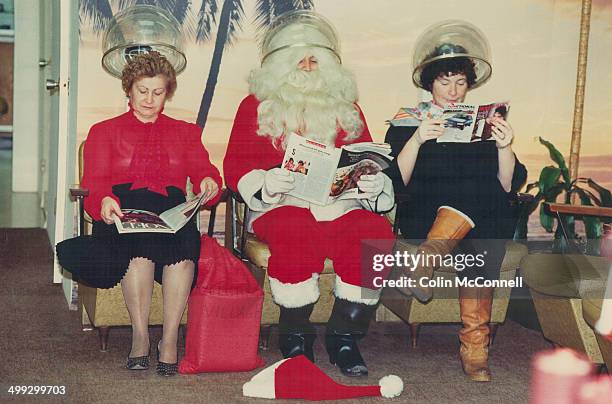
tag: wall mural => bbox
[77,0,612,239]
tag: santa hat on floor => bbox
[243,355,404,400]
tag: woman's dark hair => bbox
[420,57,477,92]
[494,105,507,117]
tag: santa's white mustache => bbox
[282,69,325,92]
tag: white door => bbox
[39,0,60,236]
[42,0,80,307]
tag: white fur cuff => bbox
[269,274,320,308]
[334,275,380,305]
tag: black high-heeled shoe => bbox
[156,341,178,377]
[126,346,150,370]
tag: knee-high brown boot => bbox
[459,286,494,382]
[396,206,474,302]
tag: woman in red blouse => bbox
[57,52,221,376]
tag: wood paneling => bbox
[0,42,13,126]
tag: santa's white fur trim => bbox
[242,358,289,399]
[438,205,476,228]
[269,274,320,308]
[334,275,380,306]
[379,375,404,398]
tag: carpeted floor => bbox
[1,228,553,403]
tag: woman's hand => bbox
[199,177,220,203]
[101,196,123,225]
[414,118,445,145]
[491,118,514,149]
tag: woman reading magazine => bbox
[384,21,527,382]
[57,51,221,376]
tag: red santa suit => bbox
[224,95,394,308]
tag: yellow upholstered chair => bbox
[378,201,528,347]
[582,297,612,371]
[224,192,337,348]
[69,142,220,351]
[521,253,608,364]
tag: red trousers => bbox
[252,206,394,289]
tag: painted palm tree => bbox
[79,0,314,131]
[196,0,314,129]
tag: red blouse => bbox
[223,94,372,192]
[81,109,222,221]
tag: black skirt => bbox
[56,184,200,289]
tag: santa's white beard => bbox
[249,51,363,148]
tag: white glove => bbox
[357,172,385,201]
[262,168,295,203]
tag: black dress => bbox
[384,125,527,280]
[56,183,200,289]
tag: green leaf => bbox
[540,203,554,232]
[539,137,570,185]
[573,188,603,241]
[587,178,612,207]
[543,184,565,203]
[538,166,561,194]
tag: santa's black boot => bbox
[278,303,316,362]
[325,298,376,377]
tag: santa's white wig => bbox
[248,20,363,148]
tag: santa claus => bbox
[223,11,395,377]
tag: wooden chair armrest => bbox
[517,192,535,204]
[546,203,612,221]
[69,186,89,199]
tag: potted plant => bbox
[514,137,612,254]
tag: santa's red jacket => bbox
[223,95,394,224]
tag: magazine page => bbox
[331,144,393,200]
[282,134,342,205]
[114,209,174,234]
[159,192,207,231]
[436,104,478,143]
[470,101,510,142]
[437,102,510,143]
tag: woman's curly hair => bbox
[121,51,177,98]
[420,57,477,92]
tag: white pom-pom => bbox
[379,375,404,398]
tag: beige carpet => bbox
[1,228,553,403]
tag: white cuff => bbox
[334,275,381,305]
[243,358,288,399]
[237,169,280,212]
[269,274,320,308]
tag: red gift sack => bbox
[179,235,265,373]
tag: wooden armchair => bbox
[68,142,222,351]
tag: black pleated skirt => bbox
[56,184,200,289]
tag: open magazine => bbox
[282,134,393,206]
[113,192,206,234]
[437,102,510,143]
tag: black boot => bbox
[325,298,376,377]
[278,303,316,362]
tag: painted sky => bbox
[77,0,612,188]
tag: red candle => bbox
[530,348,594,404]
[576,375,612,404]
